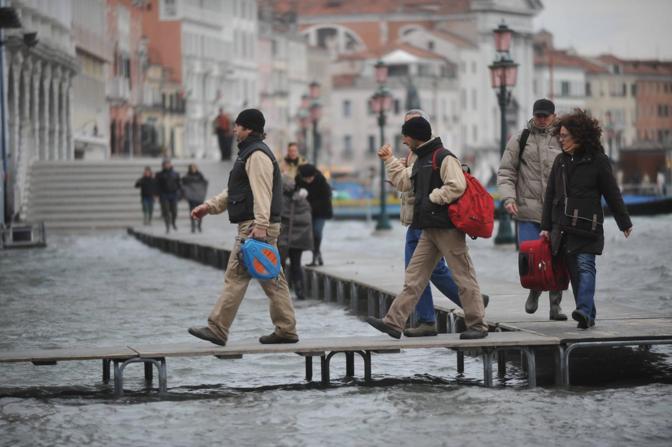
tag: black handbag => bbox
[560,166,603,239]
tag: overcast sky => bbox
[534,0,672,60]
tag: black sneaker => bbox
[188,326,227,346]
[572,310,590,329]
[459,328,488,340]
[366,317,401,339]
[259,332,299,344]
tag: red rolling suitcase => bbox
[518,237,570,291]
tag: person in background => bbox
[155,158,181,234]
[182,164,209,233]
[279,142,307,179]
[541,109,632,329]
[214,108,233,161]
[296,163,333,266]
[278,175,313,300]
[497,98,567,321]
[134,166,157,225]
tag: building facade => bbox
[2,0,78,222]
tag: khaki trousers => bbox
[208,220,298,342]
[384,228,487,332]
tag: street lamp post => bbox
[489,23,518,245]
[370,60,392,231]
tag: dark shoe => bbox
[403,322,437,337]
[259,332,299,344]
[572,310,590,329]
[316,253,323,266]
[366,317,401,339]
[482,294,490,308]
[188,326,226,346]
[590,320,596,328]
[525,290,541,314]
[460,328,488,340]
[172,224,178,231]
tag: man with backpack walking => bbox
[497,98,567,321]
[366,117,488,340]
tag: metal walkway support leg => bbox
[448,313,456,334]
[361,351,372,383]
[522,348,537,388]
[321,354,330,385]
[482,349,494,387]
[457,350,464,374]
[113,360,123,396]
[158,358,167,394]
[144,362,153,382]
[305,356,313,382]
[102,359,110,384]
[497,350,507,378]
[555,346,565,386]
[345,352,355,378]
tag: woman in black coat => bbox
[540,109,632,329]
[296,164,333,266]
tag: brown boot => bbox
[403,322,438,337]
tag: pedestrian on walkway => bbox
[182,163,209,233]
[134,166,157,225]
[155,158,181,234]
[385,109,488,337]
[188,108,299,346]
[367,117,488,340]
[497,98,567,321]
[214,108,233,161]
[279,142,307,179]
[278,175,313,300]
[296,163,333,266]
[541,109,632,329]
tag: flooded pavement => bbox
[1,217,671,446]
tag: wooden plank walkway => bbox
[2,226,670,396]
[0,332,559,395]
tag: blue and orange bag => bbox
[240,239,281,280]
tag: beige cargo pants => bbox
[383,228,487,332]
[207,220,298,342]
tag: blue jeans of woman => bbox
[141,196,154,224]
[312,218,326,255]
[405,227,461,324]
[565,253,597,322]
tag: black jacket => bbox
[135,176,157,197]
[295,171,333,219]
[541,148,631,255]
[156,168,181,196]
[410,137,455,230]
[227,136,282,224]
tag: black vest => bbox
[410,137,455,229]
[227,136,282,224]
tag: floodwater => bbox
[1,217,671,446]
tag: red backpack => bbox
[431,149,495,239]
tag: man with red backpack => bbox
[367,117,488,340]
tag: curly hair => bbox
[552,109,604,154]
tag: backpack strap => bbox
[431,148,449,171]
[518,129,530,165]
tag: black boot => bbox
[294,278,305,300]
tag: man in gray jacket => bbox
[497,99,567,321]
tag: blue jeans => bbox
[405,227,461,324]
[312,218,326,254]
[517,221,541,246]
[565,253,597,321]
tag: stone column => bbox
[15,57,33,219]
[31,60,42,161]
[64,71,73,160]
[40,64,51,161]
[6,51,22,220]
[50,67,61,160]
